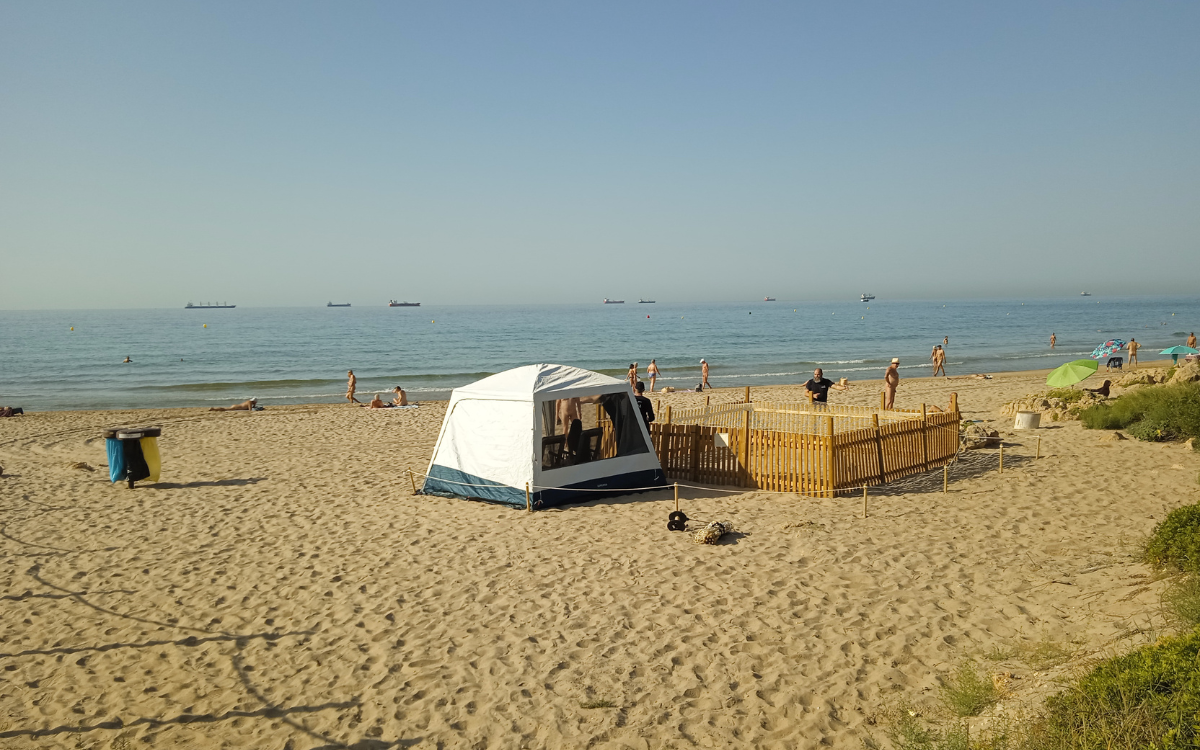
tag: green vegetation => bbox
[1078,382,1200,442]
[1038,628,1200,750]
[982,645,1016,662]
[1144,504,1200,572]
[1045,388,1087,404]
[864,702,1015,750]
[1163,575,1200,628]
[939,662,1000,717]
[1018,635,1075,672]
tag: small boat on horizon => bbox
[603,298,625,304]
[388,300,420,307]
[860,294,875,302]
[327,302,351,307]
[638,299,655,304]
[185,302,236,309]
[1080,292,1092,297]
[763,297,776,302]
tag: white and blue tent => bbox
[420,364,666,509]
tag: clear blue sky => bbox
[2,2,1197,308]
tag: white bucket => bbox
[1014,411,1041,430]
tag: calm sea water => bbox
[2,297,1197,412]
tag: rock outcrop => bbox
[1000,390,1105,422]
[961,423,1001,449]
[1168,362,1200,384]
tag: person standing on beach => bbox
[932,347,947,377]
[884,358,900,409]
[1188,332,1197,349]
[646,359,660,392]
[700,359,711,390]
[628,363,638,391]
[634,381,655,426]
[1127,339,1140,369]
[346,370,360,403]
[1050,332,1056,349]
[804,368,847,403]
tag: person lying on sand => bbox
[947,374,993,380]
[210,398,257,411]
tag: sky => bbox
[1,2,1198,309]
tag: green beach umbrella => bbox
[1046,359,1099,388]
[1161,345,1199,365]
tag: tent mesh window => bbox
[541,393,649,470]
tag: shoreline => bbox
[6,359,1176,417]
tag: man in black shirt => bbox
[804,368,847,403]
[634,381,655,426]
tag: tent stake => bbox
[674,482,679,512]
[525,482,531,512]
[862,486,868,518]
[408,469,417,494]
[999,445,1004,474]
[943,464,948,494]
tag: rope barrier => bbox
[404,429,1041,505]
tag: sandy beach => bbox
[2,365,1197,748]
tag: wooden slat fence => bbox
[649,397,960,496]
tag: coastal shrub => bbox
[1078,383,1200,442]
[1038,628,1200,750]
[1045,388,1086,404]
[1144,504,1200,572]
[939,662,999,717]
[1163,575,1200,628]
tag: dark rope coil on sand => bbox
[667,510,688,532]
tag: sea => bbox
[2,296,1197,412]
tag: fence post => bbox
[744,386,751,403]
[807,389,814,405]
[825,416,835,497]
[950,392,959,417]
[880,391,887,411]
[741,409,752,487]
[690,424,701,482]
[920,403,929,471]
[872,413,886,485]
[664,405,672,424]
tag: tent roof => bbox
[454,364,625,399]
